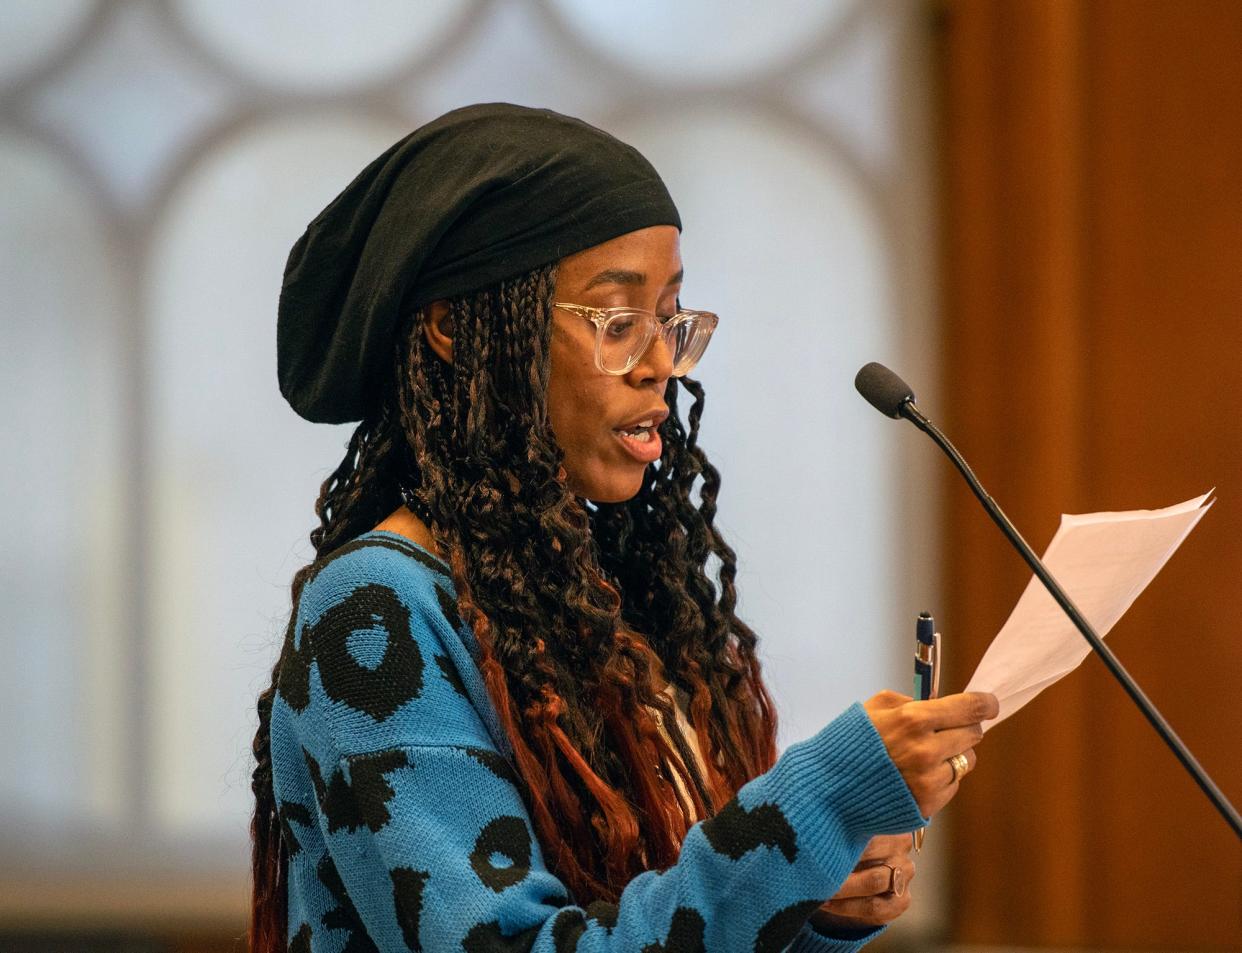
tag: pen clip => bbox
[929,631,941,699]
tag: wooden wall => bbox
[934,0,1242,948]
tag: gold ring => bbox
[948,752,970,783]
[881,862,906,897]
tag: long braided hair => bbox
[249,263,778,951]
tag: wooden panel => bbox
[1080,2,1242,945]
[936,0,1242,947]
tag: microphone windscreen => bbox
[854,362,915,418]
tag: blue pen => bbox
[912,612,940,852]
[914,611,940,702]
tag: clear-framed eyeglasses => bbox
[553,302,719,376]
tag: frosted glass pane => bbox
[550,0,852,84]
[0,133,128,829]
[28,1,235,211]
[0,0,96,86]
[407,0,613,124]
[614,109,899,748]
[172,0,472,91]
[144,114,411,836]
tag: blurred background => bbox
[0,1,1237,951]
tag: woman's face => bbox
[548,225,682,503]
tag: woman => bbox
[250,103,996,952]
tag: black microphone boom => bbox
[854,361,1242,839]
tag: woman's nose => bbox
[630,324,675,382]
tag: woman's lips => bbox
[612,427,662,463]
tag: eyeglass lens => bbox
[601,312,715,375]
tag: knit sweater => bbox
[269,531,926,952]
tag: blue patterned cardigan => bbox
[270,531,926,952]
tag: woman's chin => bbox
[571,468,645,504]
[588,490,641,505]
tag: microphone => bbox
[854,361,915,418]
[855,361,1242,839]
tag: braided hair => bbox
[248,263,778,951]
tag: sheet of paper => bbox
[964,491,1214,730]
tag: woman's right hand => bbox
[863,689,1000,817]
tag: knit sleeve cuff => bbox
[762,702,927,857]
[788,919,887,953]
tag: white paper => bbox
[964,491,1214,730]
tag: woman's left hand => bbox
[807,833,916,933]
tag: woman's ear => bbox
[422,300,453,364]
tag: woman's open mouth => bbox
[612,422,662,462]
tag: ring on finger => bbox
[947,752,970,783]
[881,862,906,897]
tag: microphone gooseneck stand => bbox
[856,362,1242,840]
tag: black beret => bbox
[277,102,682,424]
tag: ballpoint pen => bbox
[912,611,940,851]
[914,611,940,702]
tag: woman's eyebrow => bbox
[583,268,644,291]
[582,267,685,291]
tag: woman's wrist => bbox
[805,906,881,941]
